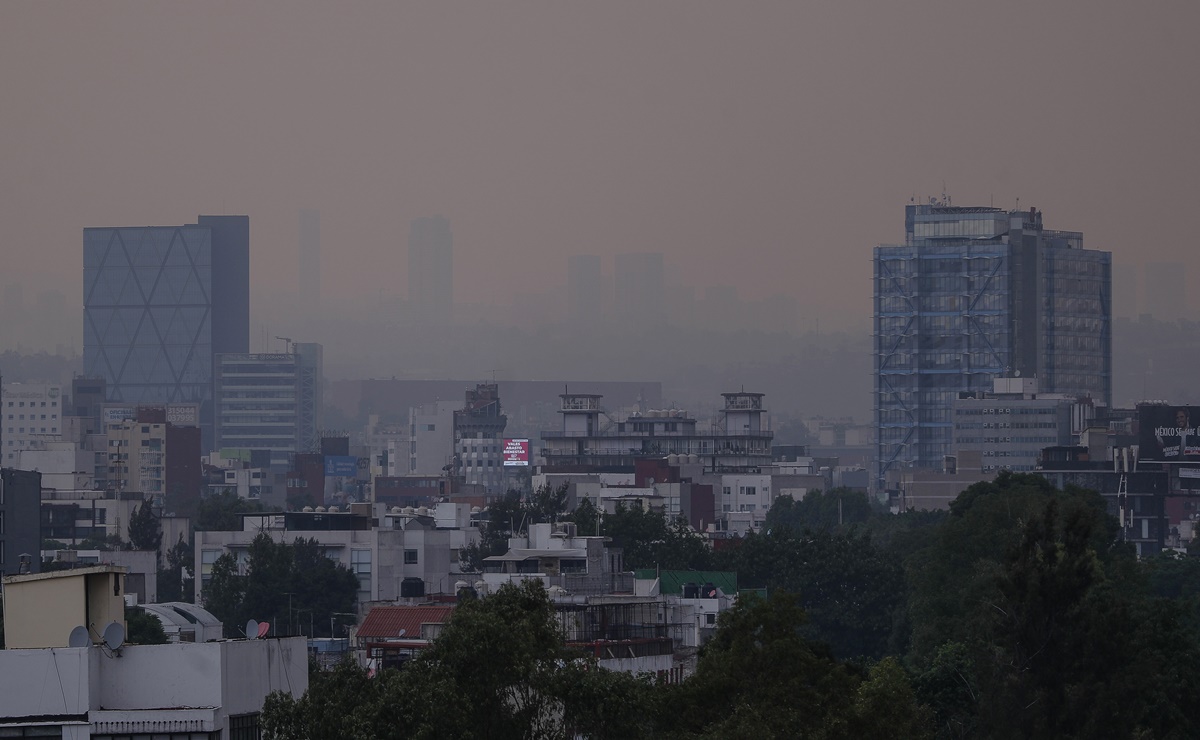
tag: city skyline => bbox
[1,2,1198,349]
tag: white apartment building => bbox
[2,382,63,464]
[195,503,479,605]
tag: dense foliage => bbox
[202,533,359,638]
[195,490,264,531]
[264,474,1200,739]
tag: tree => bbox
[655,590,927,738]
[125,606,169,645]
[764,488,875,533]
[461,484,571,571]
[127,497,163,553]
[195,490,263,531]
[201,533,359,638]
[713,528,907,660]
[157,534,195,603]
[602,502,712,571]
[263,581,656,740]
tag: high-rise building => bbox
[567,254,603,326]
[1142,262,1187,321]
[214,342,323,467]
[408,216,452,323]
[2,382,63,465]
[454,383,508,492]
[83,215,250,449]
[874,203,1111,488]
[613,252,665,327]
[298,208,320,309]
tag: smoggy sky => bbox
[2,1,1198,345]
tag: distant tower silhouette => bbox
[408,216,452,324]
[298,208,320,310]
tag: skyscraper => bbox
[613,252,665,327]
[567,254,603,326]
[873,202,1111,489]
[408,216,452,323]
[214,342,323,466]
[298,208,320,309]
[83,215,250,448]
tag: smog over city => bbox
[3,3,1200,736]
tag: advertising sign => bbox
[1138,406,1200,463]
[502,438,531,467]
[324,455,358,476]
[165,404,199,425]
[103,406,136,423]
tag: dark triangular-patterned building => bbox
[83,215,249,449]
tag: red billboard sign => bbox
[503,438,530,466]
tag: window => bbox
[351,549,372,592]
[404,549,419,565]
[229,713,262,740]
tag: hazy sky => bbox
[2,1,1198,344]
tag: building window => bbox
[0,727,63,738]
[351,549,372,593]
[404,549,419,565]
[229,712,262,740]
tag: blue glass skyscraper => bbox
[873,203,1110,489]
[83,215,249,448]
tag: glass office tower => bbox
[83,216,249,448]
[873,203,1110,489]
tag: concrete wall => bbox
[3,573,88,648]
[0,647,91,717]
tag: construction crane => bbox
[275,336,293,354]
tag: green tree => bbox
[602,502,712,571]
[201,533,359,638]
[127,497,163,553]
[263,581,656,740]
[156,534,195,603]
[125,606,169,645]
[765,488,875,533]
[195,490,263,531]
[714,528,906,660]
[656,590,926,738]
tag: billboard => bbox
[1138,405,1200,462]
[502,438,531,467]
[324,455,358,476]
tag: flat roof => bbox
[2,564,127,585]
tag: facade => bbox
[214,343,323,466]
[2,382,63,465]
[409,400,456,476]
[952,378,1077,473]
[613,252,665,327]
[408,215,452,323]
[195,503,478,605]
[1,468,42,576]
[83,215,250,449]
[453,384,508,492]
[874,203,1111,487]
[103,418,167,499]
[540,391,774,473]
[567,254,603,326]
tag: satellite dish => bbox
[102,621,126,651]
[257,621,270,639]
[397,629,406,638]
[68,625,90,648]
[246,619,260,639]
